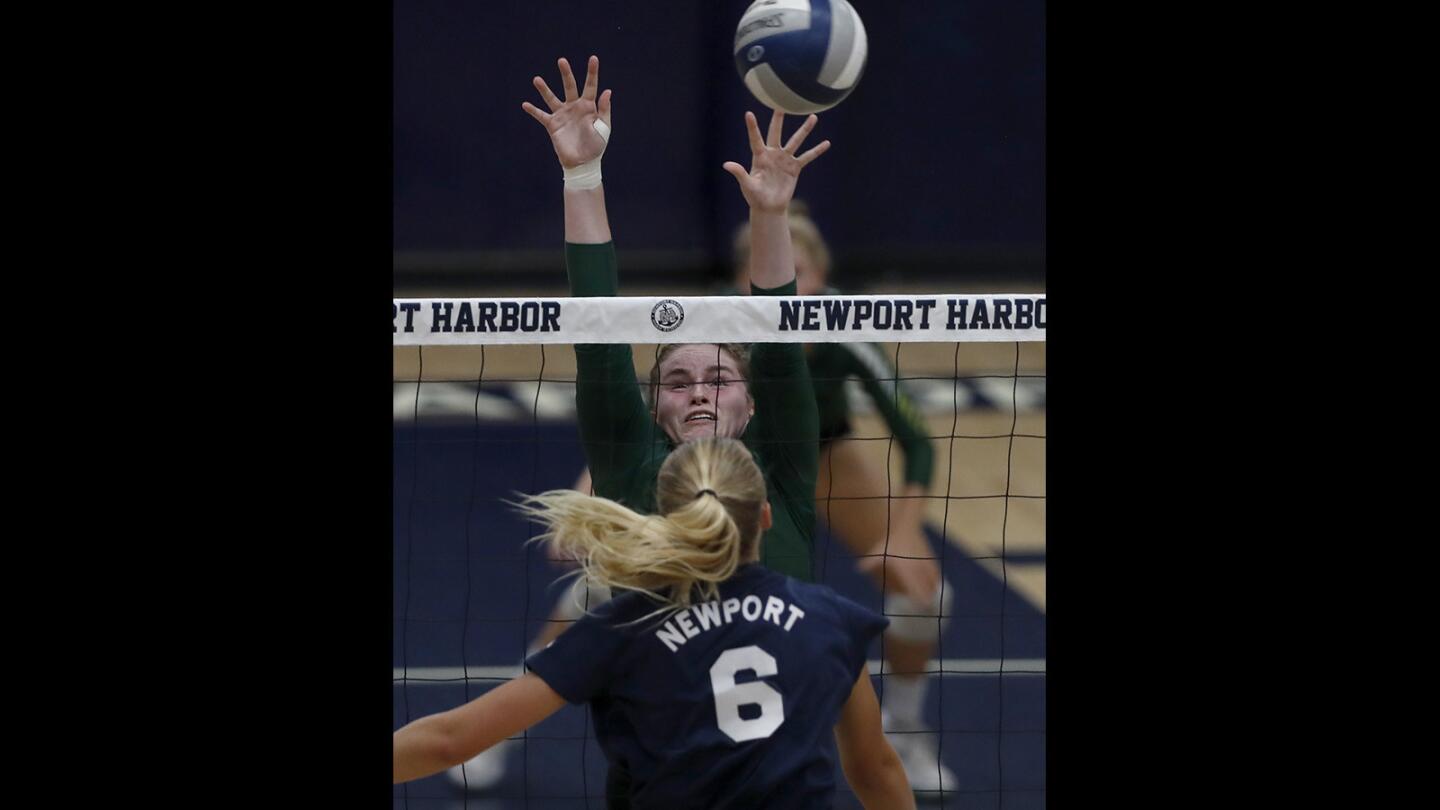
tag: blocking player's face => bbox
[653,345,754,444]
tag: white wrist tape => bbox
[562,119,612,189]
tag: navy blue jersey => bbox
[526,563,889,809]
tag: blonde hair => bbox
[730,200,832,280]
[516,438,767,615]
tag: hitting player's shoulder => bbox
[768,570,880,629]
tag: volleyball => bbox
[733,0,868,115]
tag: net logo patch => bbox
[651,299,685,332]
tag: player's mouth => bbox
[685,411,717,424]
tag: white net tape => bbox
[394,293,1046,346]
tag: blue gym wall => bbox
[393,0,1046,287]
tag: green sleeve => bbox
[566,242,655,497]
[843,342,935,488]
[747,279,819,500]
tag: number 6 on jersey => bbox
[710,645,785,743]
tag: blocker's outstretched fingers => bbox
[558,57,579,101]
[744,111,765,155]
[533,76,563,112]
[521,101,551,126]
[597,89,613,127]
[796,140,831,167]
[582,55,600,100]
[784,114,819,155]
[766,108,785,147]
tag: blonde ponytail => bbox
[516,438,768,614]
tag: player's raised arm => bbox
[723,110,824,579]
[522,55,648,487]
[722,110,830,290]
[522,55,614,244]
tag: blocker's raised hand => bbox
[723,110,830,214]
[522,55,613,169]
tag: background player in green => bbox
[449,54,831,797]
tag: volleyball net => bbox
[393,292,1046,808]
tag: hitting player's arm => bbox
[393,673,567,784]
[835,666,916,810]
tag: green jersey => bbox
[567,243,820,580]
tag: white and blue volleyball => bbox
[733,0,868,115]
